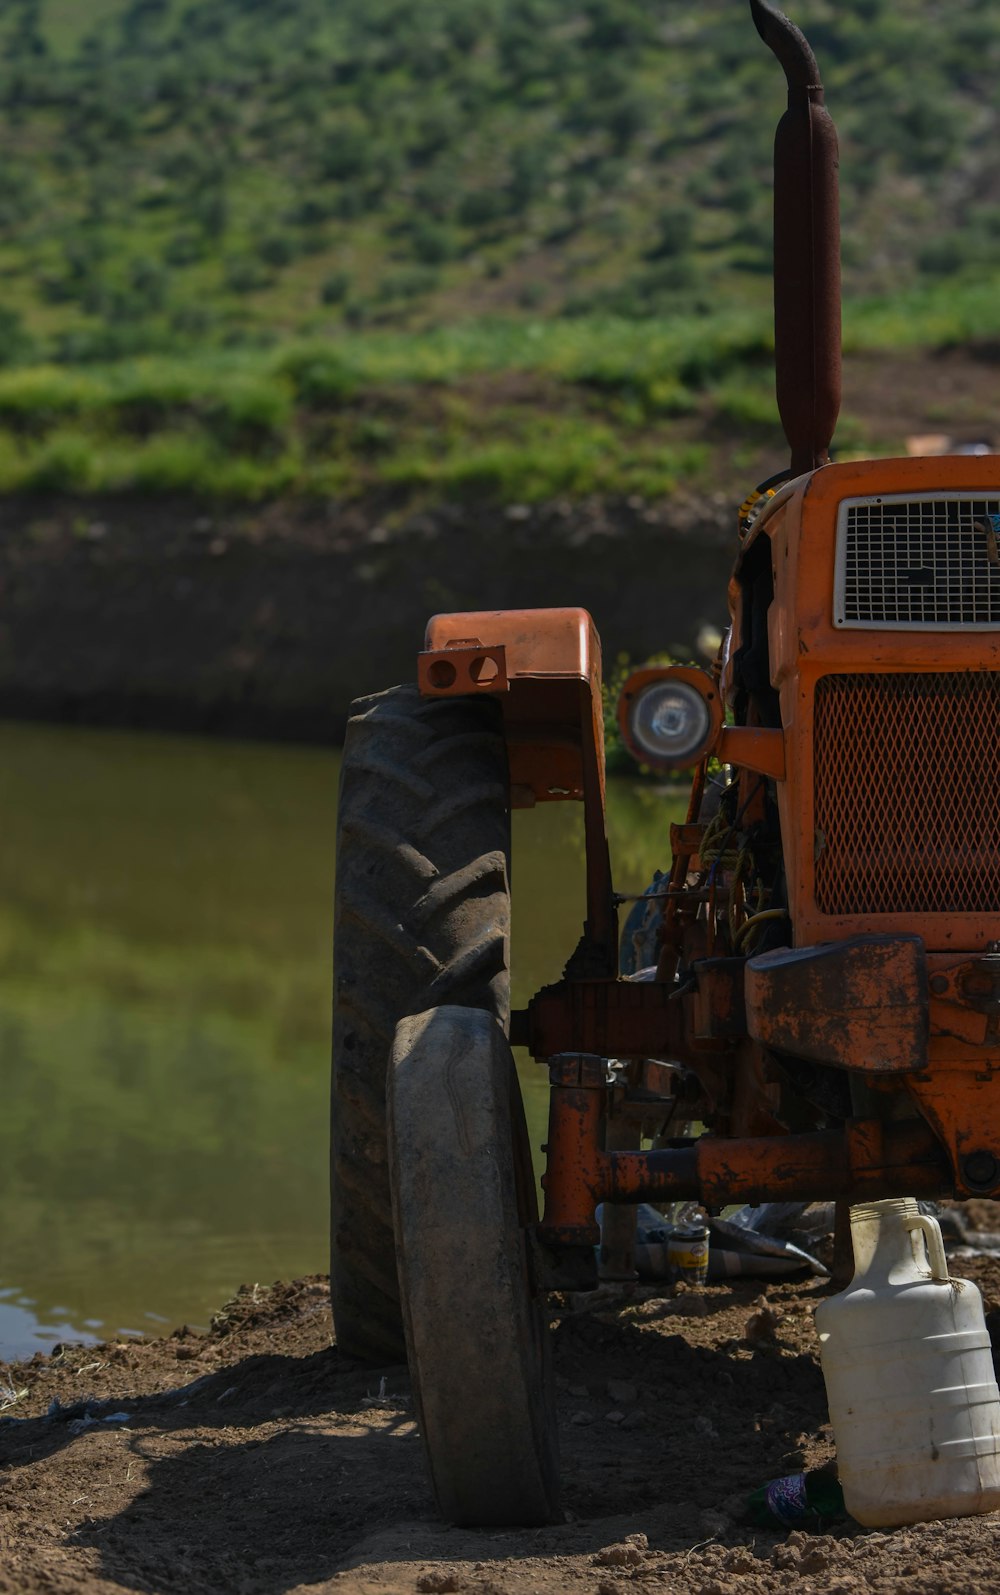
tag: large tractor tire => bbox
[389,1005,560,1526]
[330,685,511,1362]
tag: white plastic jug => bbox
[815,1197,1000,1527]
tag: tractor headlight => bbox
[618,667,721,771]
[632,681,710,763]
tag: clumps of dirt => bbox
[3,1255,1000,1594]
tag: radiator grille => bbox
[813,671,1000,915]
[835,495,1000,628]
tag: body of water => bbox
[0,721,681,1358]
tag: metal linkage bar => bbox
[537,1054,949,1246]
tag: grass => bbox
[0,272,995,503]
[0,318,764,501]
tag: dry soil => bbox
[5,1234,1000,1595]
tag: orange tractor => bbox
[331,0,1000,1527]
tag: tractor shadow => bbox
[54,1315,836,1593]
[549,1309,832,1522]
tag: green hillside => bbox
[2,0,998,362]
[0,0,998,501]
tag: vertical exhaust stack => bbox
[750,0,842,475]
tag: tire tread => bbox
[331,684,510,1361]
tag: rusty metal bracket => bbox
[417,640,509,697]
[718,726,786,780]
[905,1067,1000,1197]
[930,946,1000,1020]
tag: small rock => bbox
[592,1534,648,1568]
[606,1378,638,1405]
[570,1410,595,1426]
[505,503,531,521]
[567,1384,589,1398]
[744,1302,783,1344]
[605,1409,625,1424]
[693,1413,719,1440]
[208,537,228,557]
[416,1575,462,1594]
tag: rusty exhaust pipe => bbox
[750,0,841,475]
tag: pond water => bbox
[0,721,685,1359]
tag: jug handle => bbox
[904,1213,949,1282]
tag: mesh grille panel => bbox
[837,496,1000,628]
[813,672,1000,915]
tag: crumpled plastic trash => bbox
[709,1205,828,1279]
[628,1201,828,1281]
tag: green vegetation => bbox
[4,0,1000,358]
[0,0,997,499]
[0,274,995,501]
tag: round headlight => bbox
[617,666,723,771]
[630,680,712,766]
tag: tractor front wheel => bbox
[389,1004,560,1527]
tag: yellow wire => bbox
[733,907,789,952]
[727,846,752,946]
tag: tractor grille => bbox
[835,495,1000,629]
[813,671,1000,916]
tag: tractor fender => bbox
[419,606,615,969]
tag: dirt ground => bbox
[5,1225,1000,1595]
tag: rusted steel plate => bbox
[745,934,927,1072]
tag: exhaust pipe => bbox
[750,0,841,475]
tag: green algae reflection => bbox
[0,722,681,1356]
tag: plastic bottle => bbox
[746,1464,845,1528]
[815,1197,1000,1527]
